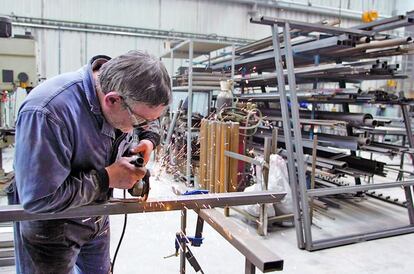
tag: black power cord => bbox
[111,190,128,273]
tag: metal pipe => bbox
[235,18,340,55]
[11,15,252,44]
[211,34,352,70]
[211,0,391,20]
[261,109,376,128]
[332,37,413,55]
[0,191,287,222]
[231,44,235,90]
[352,15,406,30]
[187,40,194,187]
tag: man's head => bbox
[96,50,171,132]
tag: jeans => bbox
[14,217,110,274]
[7,183,111,274]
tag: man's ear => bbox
[104,91,122,106]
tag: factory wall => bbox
[0,0,400,80]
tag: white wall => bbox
[0,0,409,80]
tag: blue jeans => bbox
[14,217,111,274]
[7,179,111,274]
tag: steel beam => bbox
[400,103,414,224]
[252,16,374,37]
[197,209,284,272]
[283,22,313,250]
[352,15,406,30]
[12,15,252,44]
[0,192,286,222]
[270,23,305,249]
[311,225,414,251]
[307,180,414,197]
[187,40,194,187]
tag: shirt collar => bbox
[81,55,116,138]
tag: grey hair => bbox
[98,50,171,106]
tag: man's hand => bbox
[105,157,147,189]
[129,139,154,164]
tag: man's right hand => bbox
[105,157,147,189]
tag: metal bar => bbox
[12,16,252,44]
[397,136,406,181]
[400,103,414,224]
[235,18,341,55]
[371,16,414,33]
[197,209,284,272]
[0,192,286,222]
[307,180,414,197]
[187,40,194,187]
[311,225,414,251]
[231,44,235,90]
[261,108,376,127]
[252,16,374,37]
[401,104,414,149]
[245,259,256,274]
[165,100,183,146]
[180,209,187,274]
[224,150,268,168]
[341,101,363,196]
[212,34,350,70]
[352,15,405,30]
[283,22,312,250]
[170,48,174,75]
[258,138,271,236]
[271,23,305,249]
[310,135,318,223]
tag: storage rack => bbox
[239,14,414,250]
[160,39,236,187]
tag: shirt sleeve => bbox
[138,119,161,147]
[14,109,109,213]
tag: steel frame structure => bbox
[0,192,285,273]
[0,192,286,222]
[252,16,414,251]
[161,39,236,187]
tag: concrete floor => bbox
[1,147,414,273]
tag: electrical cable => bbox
[111,189,128,273]
[217,106,263,136]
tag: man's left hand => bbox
[130,139,154,164]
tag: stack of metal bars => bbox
[210,11,414,76]
[248,14,414,251]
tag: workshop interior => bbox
[1,1,414,273]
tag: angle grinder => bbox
[128,155,150,201]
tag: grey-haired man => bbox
[8,51,171,273]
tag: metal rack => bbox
[251,15,414,251]
[161,39,236,187]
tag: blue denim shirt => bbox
[13,56,159,213]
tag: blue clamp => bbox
[175,233,204,251]
[174,189,208,252]
[183,189,209,195]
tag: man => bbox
[8,51,171,273]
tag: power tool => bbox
[128,155,150,200]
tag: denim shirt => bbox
[13,56,159,213]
